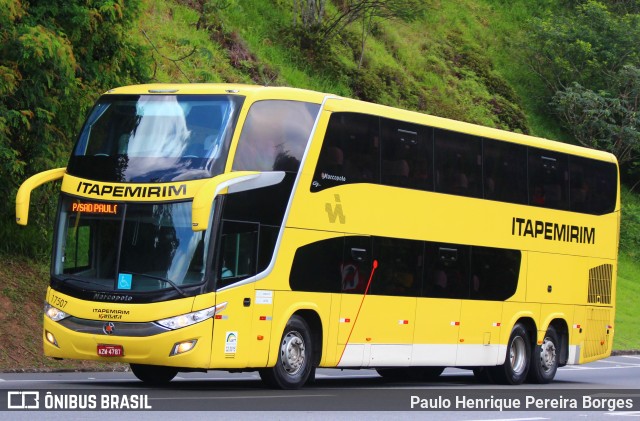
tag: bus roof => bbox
[104,83,617,165]
[104,83,332,104]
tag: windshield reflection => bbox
[54,197,208,293]
[67,94,242,182]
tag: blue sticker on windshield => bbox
[117,273,132,290]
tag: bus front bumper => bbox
[43,316,213,368]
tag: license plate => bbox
[97,344,123,357]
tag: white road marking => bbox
[466,418,549,421]
[559,365,640,371]
[603,412,640,417]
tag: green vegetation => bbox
[616,253,640,350]
[0,0,638,371]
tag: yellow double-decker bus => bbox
[16,84,619,389]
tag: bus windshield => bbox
[53,196,208,295]
[66,94,243,182]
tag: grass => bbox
[614,253,640,350]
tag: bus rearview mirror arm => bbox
[191,171,286,231]
[15,167,67,226]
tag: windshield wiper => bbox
[56,274,114,290]
[125,272,188,297]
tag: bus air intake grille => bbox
[587,264,612,305]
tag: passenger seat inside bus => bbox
[184,106,221,158]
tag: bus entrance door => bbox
[337,237,417,367]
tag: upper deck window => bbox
[233,100,320,173]
[67,94,244,182]
[311,112,617,215]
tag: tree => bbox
[292,0,426,42]
[524,1,640,179]
[0,0,150,256]
[551,66,640,167]
[525,1,640,95]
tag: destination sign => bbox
[71,202,119,215]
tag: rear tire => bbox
[489,323,531,385]
[259,315,313,389]
[130,363,177,385]
[528,326,559,384]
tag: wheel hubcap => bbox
[280,331,306,375]
[509,336,527,375]
[539,336,557,373]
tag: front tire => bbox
[130,363,178,385]
[489,323,531,385]
[260,315,313,389]
[528,326,559,384]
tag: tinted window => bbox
[257,225,279,273]
[528,148,569,210]
[381,118,433,190]
[289,236,375,294]
[290,235,521,301]
[483,138,528,204]
[342,236,373,293]
[370,237,423,297]
[289,237,343,293]
[310,113,617,216]
[312,113,380,191]
[470,246,520,301]
[233,100,320,172]
[222,172,295,226]
[423,243,470,299]
[219,174,294,289]
[569,156,617,215]
[434,129,482,198]
[216,220,258,289]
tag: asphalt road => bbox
[1,355,640,420]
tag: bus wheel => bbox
[528,326,559,384]
[489,323,530,385]
[130,363,178,385]
[260,315,313,389]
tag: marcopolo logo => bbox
[321,172,346,182]
[325,194,346,224]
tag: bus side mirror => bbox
[16,167,66,226]
[191,171,285,231]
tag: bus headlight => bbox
[45,330,59,347]
[44,302,70,322]
[170,339,197,356]
[156,302,227,330]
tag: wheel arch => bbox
[545,318,569,367]
[267,304,324,367]
[497,316,537,365]
[292,309,323,367]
